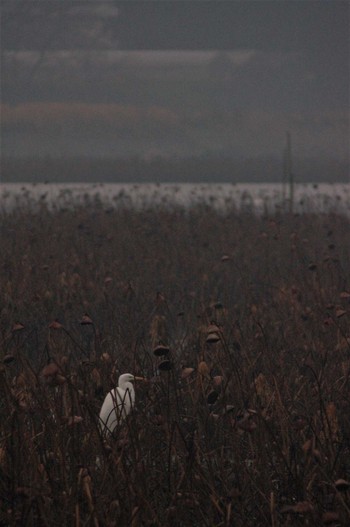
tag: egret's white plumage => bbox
[99,373,141,435]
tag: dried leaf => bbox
[236,417,257,433]
[206,332,220,344]
[292,501,314,514]
[207,323,220,334]
[13,372,27,389]
[80,314,93,325]
[323,317,334,326]
[91,368,101,386]
[12,322,25,332]
[41,363,59,378]
[100,352,111,362]
[340,291,350,299]
[49,320,63,329]
[251,304,258,315]
[181,367,195,379]
[322,511,340,524]
[153,344,170,357]
[158,360,172,371]
[212,375,223,386]
[66,415,83,426]
[334,478,350,491]
[198,361,210,377]
[335,308,347,318]
[281,501,314,514]
[55,374,66,385]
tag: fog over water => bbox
[1,1,349,183]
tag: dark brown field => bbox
[0,201,350,526]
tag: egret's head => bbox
[119,373,135,384]
[118,373,145,385]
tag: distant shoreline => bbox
[1,156,349,184]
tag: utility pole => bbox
[283,131,294,213]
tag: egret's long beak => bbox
[134,376,147,382]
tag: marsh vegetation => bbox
[0,196,349,526]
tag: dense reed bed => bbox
[0,201,350,526]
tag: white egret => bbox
[99,373,144,435]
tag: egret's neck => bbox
[120,381,135,403]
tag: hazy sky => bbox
[1,0,349,180]
[3,1,349,53]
